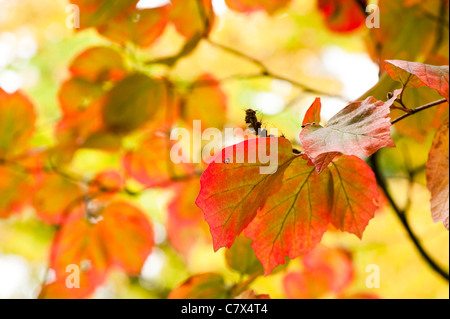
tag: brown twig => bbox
[391,98,447,125]
[370,153,449,282]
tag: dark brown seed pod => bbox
[245,109,263,134]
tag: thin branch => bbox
[370,153,449,281]
[205,38,344,98]
[391,98,447,125]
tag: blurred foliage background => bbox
[0,0,448,299]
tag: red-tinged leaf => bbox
[168,273,229,299]
[329,155,379,238]
[339,293,380,299]
[225,0,292,14]
[89,170,124,203]
[98,201,154,274]
[244,157,333,275]
[90,170,123,194]
[123,132,194,188]
[167,179,211,257]
[385,60,449,101]
[32,174,83,225]
[0,89,36,158]
[56,95,105,147]
[225,236,264,275]
[426,120,449,230]
[98,7,170,48]
[170,0,215,38]
[44,200,154,298]
[39,278,98,299]
[283,246,354,299]
[196,137,297,251]
[318,0,367,33]
[300,92,399,173]
[302,98,322,126]
[368,1,440,70]
[301,245,354,294]
[69,0,138,29]
[234,290,270,299]
[58,78,104,116]
[0,166,31,218]
[103,73,167,134]
[48,208,110,299]
[182,75,228,130]
[69,47,128,83]
[284,270,332,299]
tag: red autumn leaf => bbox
[284,271,331,299]
[234,290,270,299]
[339,293,380,299]
[182,75,228,130]
[0,166,31,218]
[196,137,297,251]
[167,178,211,257]
[318,0,367,33]
[244,157,333,275]
[32,174,83,225]
[426,120,449,230]
[0,89,36,158]
[103,73,167,134]
[225,0,292,14]
[283,245,354,299]
[69,0,138,29]
[45,207,110,299]
[90,170,123,194]
[170,0,215,38]
[56,95,105,148]
[329,155,379,238]
[301,245,354,294]
[123,132,194,188]
[300,92,399,173]
[69,46,128,83]
[98,6,170,48]
[302,98,322,126]
[39,278,98,299]
[98,201,155,274]
[41,201,154,298]
[168,273,228,299]
[385,60,449,101]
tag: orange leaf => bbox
[98,201,155,274]
[170,0,215,38]
[69,46,128,83]
[0,166,31,218]
[426,120,449,230]
[123,132,194,187]
[168,273,228,299]
[244,157,333,275]
[225,0,292,14]
[167,178,211,257]
[0,89,36,159]
[329,155,379,238]
[32,174,84,224]
[98,7,170,47]
[196,137,297,251]
[182,74,228,131]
